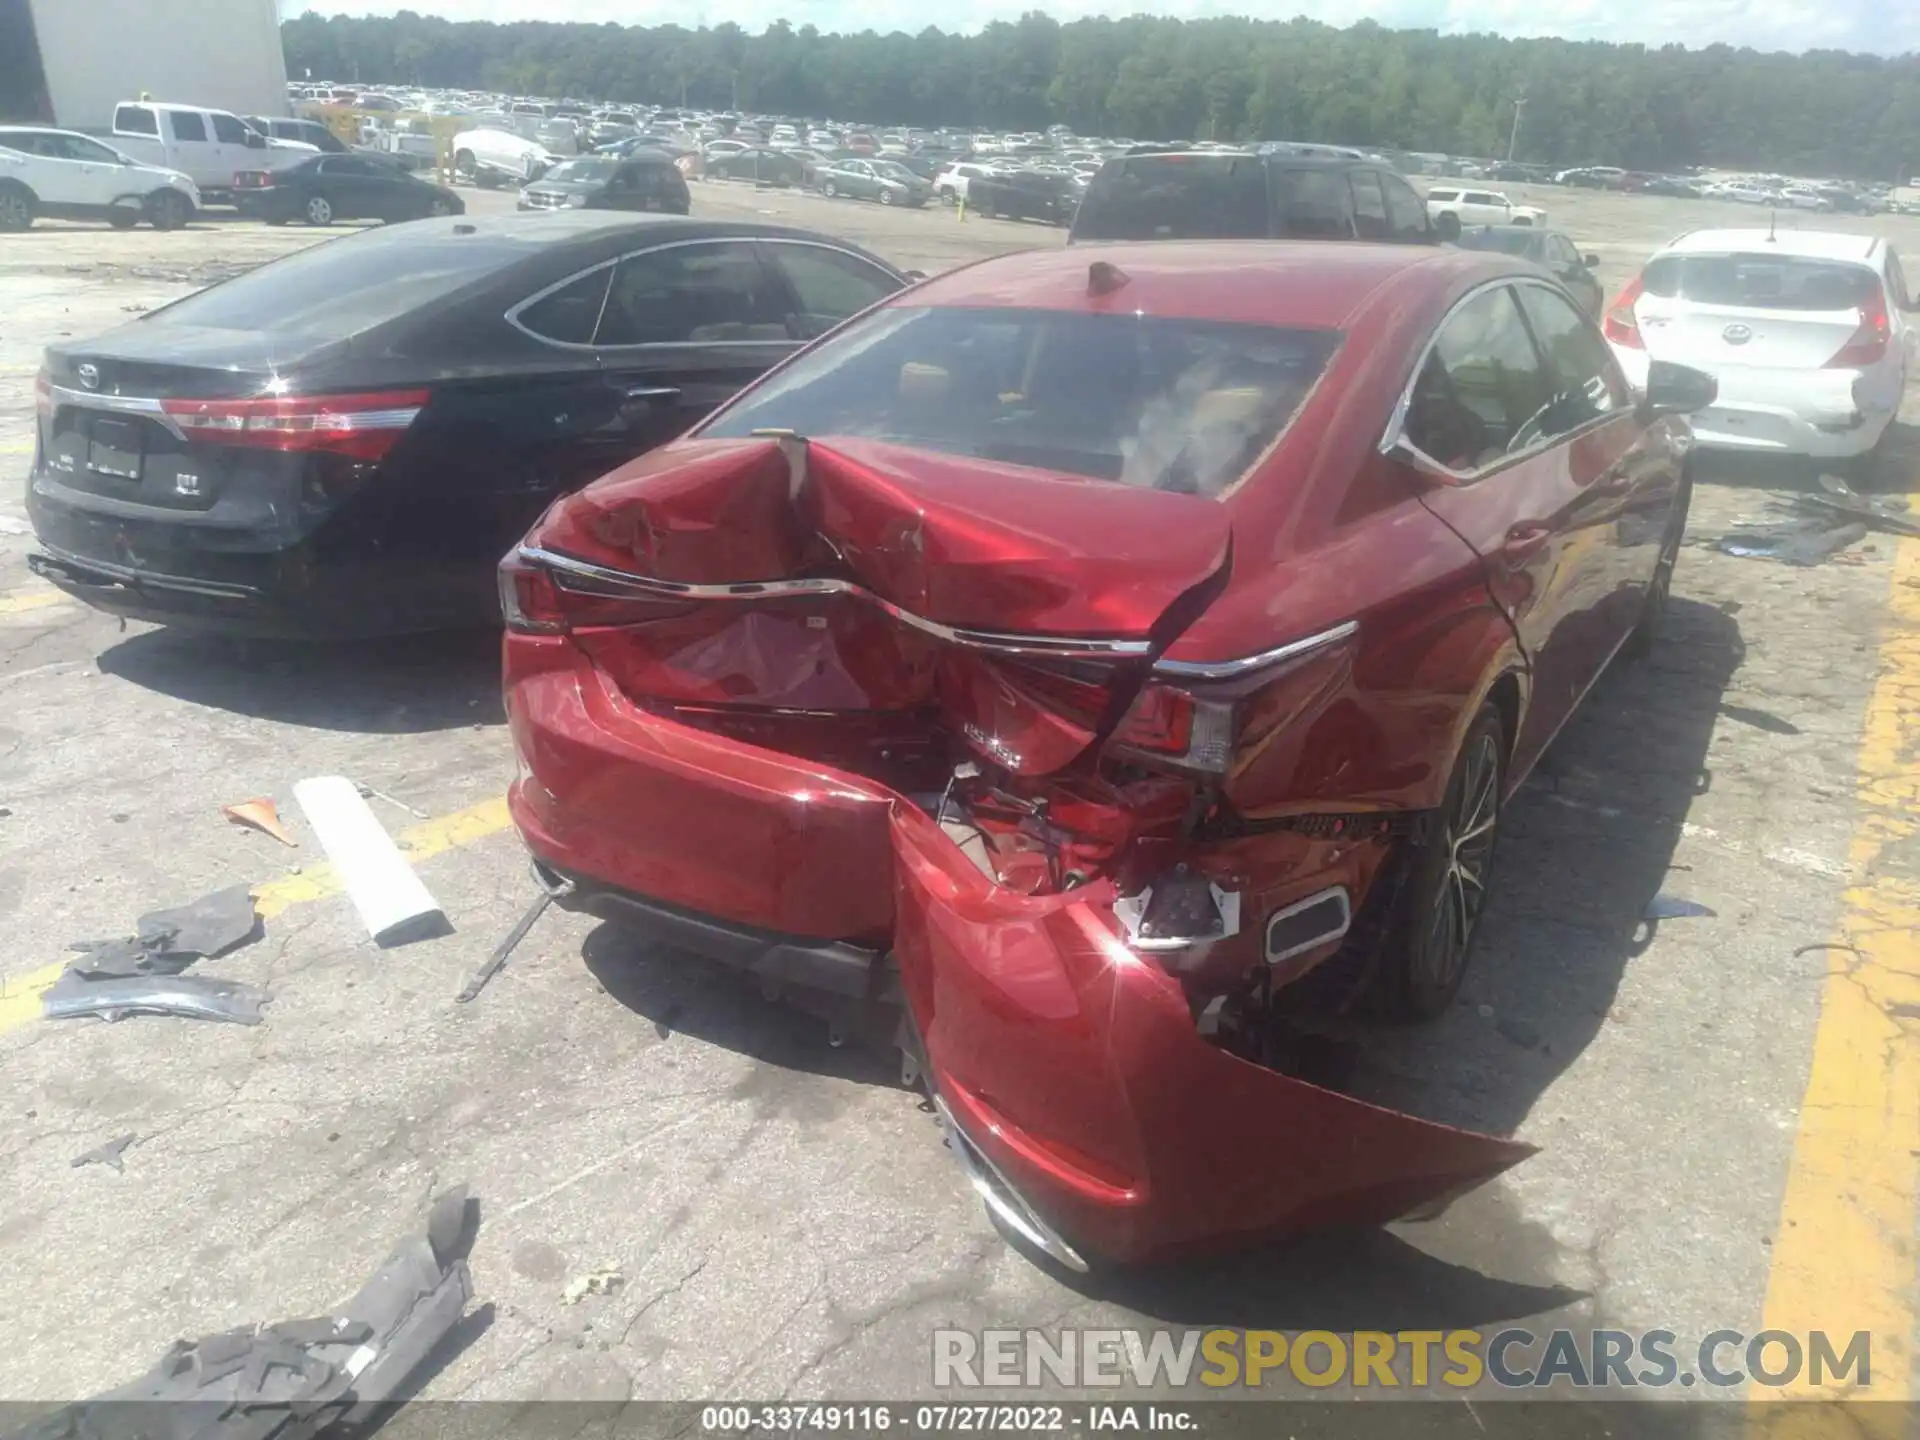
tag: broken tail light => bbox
[160,389,428,462]
[498,549,691,633]
[1111,682,1234,774]
[34,370,50,425]
[1825,283,1890,368]
[1602,274,1645,349]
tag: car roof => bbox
[1662,228,1880,262]
[908,241,1505,330]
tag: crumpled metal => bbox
[44,971,271,1026]
[4,1186,477,1440]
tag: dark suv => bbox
[518,151,691,216]
[1070,150,1437,245]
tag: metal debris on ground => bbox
[222,798,298,847]
[44,972,271,1026]
[71,1134,140,1173]
[455,891,553,1003]
[1713,519,1869,566]
[356,783,429,820]
[1644,894,1718,921]
[560,1267,623,1305]
[5,1185,478,1440]
[294,776,448,947]
[65,885,262,979]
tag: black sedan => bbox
[234,155,463,227]
[702,147,805,187]
[518,153,690,215]
[1452,223,1606,316]
[26,214,909,638]
[964,169,1080,226]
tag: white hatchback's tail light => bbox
[1825,284,1890,368]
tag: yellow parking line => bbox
[1751,530,1920,1420]
[252,794,510,917]
[0,794,512,1036]
[0,589,67,617]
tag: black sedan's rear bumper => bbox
[26,490,499,640]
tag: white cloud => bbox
[283,0,1918,54]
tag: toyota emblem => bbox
[1721,324,1754,345]
[76,363,99,390]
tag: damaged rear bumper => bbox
[508,646,1534,1266]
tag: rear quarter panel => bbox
[1184,260,1528,818]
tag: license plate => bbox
[87,417,143,481]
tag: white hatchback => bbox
[1607,228,1917,464]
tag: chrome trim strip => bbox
[1264,886,1354,965]
[1151,620,1358,680]
[518,545,1155,659]
[934,1096,1089,1274]
[45,384,185,441]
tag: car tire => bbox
[428,197,455,217]
[1366,701,1507,1022]
[305,195,334,226]
[0,182,37,233]
[147,190,191,231]
[879,187,895,206]
[1625,463,1692,659]
[107,210,139,230]
[454,149,475,177]
[822,180,837,198]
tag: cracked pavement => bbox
[1,185,1917,1412]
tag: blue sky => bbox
[285,1,1918,55]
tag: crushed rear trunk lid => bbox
[517,434,1233,777]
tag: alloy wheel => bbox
[429,198,453,217]
[307,196,333,225]
[0,191,32,232]
[1420,730,1500,995]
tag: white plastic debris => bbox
[561,1267,623,1305]
[294,775,446,946]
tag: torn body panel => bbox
[507,647,1532,1265]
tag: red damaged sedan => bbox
[501,241,1714,1269]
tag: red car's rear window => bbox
[703,305,1340,499]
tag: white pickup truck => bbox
[105,101,313,205]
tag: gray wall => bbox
[33,0,289,130]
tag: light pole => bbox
[1506,93,1526,162]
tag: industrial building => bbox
[0,0,289,131]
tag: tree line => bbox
[282,11,1920,181]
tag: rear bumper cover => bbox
[26,482,493,638]
[507,640,1534,1265]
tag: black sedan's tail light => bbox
[160,389,428,462]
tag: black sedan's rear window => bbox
[146,232,532,338]
[704,305,1340,499]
